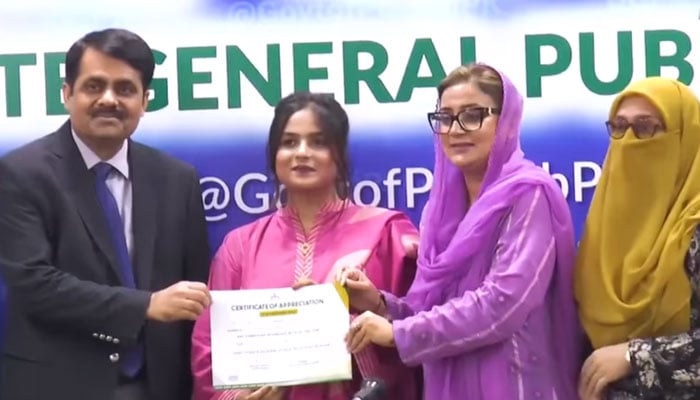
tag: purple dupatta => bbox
[406,64,581,388]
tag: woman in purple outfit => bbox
[340,63,582,399]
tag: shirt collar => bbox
[71,130,130,179]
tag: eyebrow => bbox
[281,131,324,137]
[614,114,658,120]
[81,76,139,86]
[439,103,482,111]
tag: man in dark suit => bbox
[0,28,212,400]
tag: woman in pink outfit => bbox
[190,92,421,400]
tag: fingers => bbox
[174,283,210,319]
[147,281,213,322]
[337,267,364,286]
[179,298,205,320]
[579,356,594,398]
[586,371,605,400]
[248,386,279,400]
[257,386,274,399]
[348,325,371,353]
[179,281,211,307]
[265,386,283,400]
[577,381,586,400]
[354,335,372,353]
[579,356,605,400]
[292,279,316,290]
[344,279,367,291]
[592,376,607,400]
[346,323,366,353]
[344,320,357,348]
[245,386,268,400]
[337,269,348,286]
[161,298,202,321]
[188,281,213,304]
[335,268,344,284]
[346,315,373,353]
[184,280,208,292]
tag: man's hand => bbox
[146,281,211,322]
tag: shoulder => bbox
[218,212,277,250]
[509,162,567,208]
[497,161,565,215]
[344,205,419,259]
[345,203,414,224]
[499,185,557,238]
[130,141,198,178]
[343,204,419,237]
[0,132,60,193]
[513,185,548,207]
[503,184,551,218]
[508,170,571,230]
[0,133,55,171]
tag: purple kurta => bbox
[383,65,582,400]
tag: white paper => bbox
[209,283,352,390]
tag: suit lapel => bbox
[50,122,125,285]
[129,144,157,290]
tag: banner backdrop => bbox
[1,0,699,253]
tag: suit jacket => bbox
[0,121,211,400]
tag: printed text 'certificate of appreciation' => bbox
[209,283,351,390]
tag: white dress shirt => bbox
[71,131,134,258]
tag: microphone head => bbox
[352,378,387,400]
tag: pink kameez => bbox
[191,200,421,400]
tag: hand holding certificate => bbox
[209,282,352,390]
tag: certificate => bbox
[209,282,352,390]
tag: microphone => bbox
[351,378,387,400]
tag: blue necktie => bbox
[93,162,143,377]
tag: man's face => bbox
[62,47,148,146]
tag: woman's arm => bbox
[392,187,557,365]
[625,328,700,397]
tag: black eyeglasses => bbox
[605,117,665,139]
[427,107,500,135]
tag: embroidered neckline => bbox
[281,198,349,282]
[278,198,349,220]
